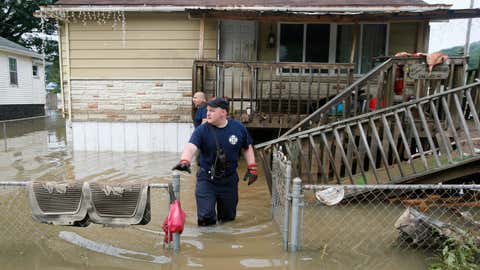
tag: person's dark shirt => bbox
[194,105,207,128]
[189,119,253,176]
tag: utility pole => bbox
[464,0,475,57]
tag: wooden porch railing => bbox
[192,60,354,128]
[257,81,480,188]
[281,56,469,137]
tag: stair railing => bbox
[257,81,480,186]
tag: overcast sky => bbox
[425,0,480,52]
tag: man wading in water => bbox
[173,97,258,226]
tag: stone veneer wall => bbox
[70,80,192,123]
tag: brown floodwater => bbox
[0,113,429,270]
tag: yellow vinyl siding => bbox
[69,39,216,50]
[69,30,216,40]
[67,12,217,79]
[70,49,215,59]
[70,68,193,79]
[71,59,196,68]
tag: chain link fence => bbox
[0,175,182,264]
[0,115,58,152]
[271,149,480,261]
[299,184,480,253]
[271,149,291,250]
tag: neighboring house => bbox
[38,0,480,152]
[0,36,46,121]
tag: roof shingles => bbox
[0,36,40,57]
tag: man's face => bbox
[207,106,227,125]
[192,93,205,107]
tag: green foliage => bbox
[1,0,58,60]
[1,0,59,88]
[46,56,60,93]
[428,237,480,270]
[441,41,480,71]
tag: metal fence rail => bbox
[293,182,480,254]
[1,115,50,152]
[0,173,182,258]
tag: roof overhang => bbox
[186,8,480,22]
[37,4,480,22]
[40,4,452,13]
[0,46,43,59]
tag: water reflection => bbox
[59,231,171,264]
[0,113,429,270]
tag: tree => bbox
[1,0,58,60]
[1,0,59,91]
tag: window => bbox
[9,58,18,85]
[279,24,303,62]
[279,23,330,63]
[336,24,354,63]
[32,65,38,77]
[305,24,330,63]
[278,23,388,74]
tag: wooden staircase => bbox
[256,78,480,190]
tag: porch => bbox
[192,56,469,130]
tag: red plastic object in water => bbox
[162,199,186,243]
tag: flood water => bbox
[0,113,429,270]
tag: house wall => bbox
[258,22,277,61]
[0,51,45,120]
[388,22,424,55]
[0,52,45,105]
[61,12,216,123]
[59,12,217,151]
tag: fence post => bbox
[3,122,7,152]
[172,171,181,252]
[290,177,302,252]
[283,160,292,251]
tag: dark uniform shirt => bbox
[189,119,253,177]
[193,105,207,128]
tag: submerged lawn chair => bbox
[84,182,151,226]
[28,181,89,226]
[28,181,151,226]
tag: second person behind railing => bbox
[193,91,207,128]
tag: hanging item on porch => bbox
[394,66,405,95]
[394,51,450,79]
[315,187,344,206]
[369,97,386,111]
[267,25,276,48]
[426,52,449,73]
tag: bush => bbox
[428,236,480,270]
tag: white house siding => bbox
[0,51,45,105]
[72,121,193,152]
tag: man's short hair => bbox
[194,91,206,100]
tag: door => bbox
[219,20,257,115]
